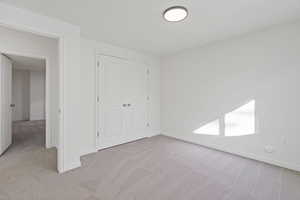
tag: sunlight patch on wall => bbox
[225,100,255,136]
[193,100,256,137]
[193,120,219,135]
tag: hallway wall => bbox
[30,70,45,120]
[12,69,30,121]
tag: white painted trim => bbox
[95,52,152,67]
[44,59,51,148]
[94,49,99,152]
[148,131,162,137]
[63,158,81,172]
[57,36,65,173]
[0,55,3,154]
[81,147,97,157]
[162,133,300,172]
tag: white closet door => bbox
[97,56,127,149]
[97,55,148,149]
[123,62,147,142]
[0,54,12,155]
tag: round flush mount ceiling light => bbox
[163,6,188,22]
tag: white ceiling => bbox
[2,0,300,56]
[6,54,46,71]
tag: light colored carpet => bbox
[0,121,300,200]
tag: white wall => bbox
[80,38,161,156]
[0,25,58,148]
[161,22,300,171]
[12,68,46,122]
[12,69,30,121]
[30,70,45,121]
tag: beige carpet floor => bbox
[1,121,300,200]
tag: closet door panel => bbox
[98,56,126,149]
[97,55,148,149]
[126,62,147,140]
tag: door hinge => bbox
[147,123,150,127]
[147,96,150,101]
[146,69,150,75]
[97,61,100,67]
[97,96,100,102]
[97,131,100,137]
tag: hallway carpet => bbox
[0,121,300,199]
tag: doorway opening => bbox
[11,54,47,151]
[1,54,48,154]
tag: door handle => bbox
[10,104,15,108]
[122,104,127,107]
[127,104,131,107]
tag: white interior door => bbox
[96,55,148,149]
[0,54,12,155]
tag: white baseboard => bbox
[162,133,300,172]
[95,132,162,151]
[59,159,82,173]
[148,131,161,137]
[80,148,97,157]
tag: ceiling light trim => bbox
[163,6,188,22]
